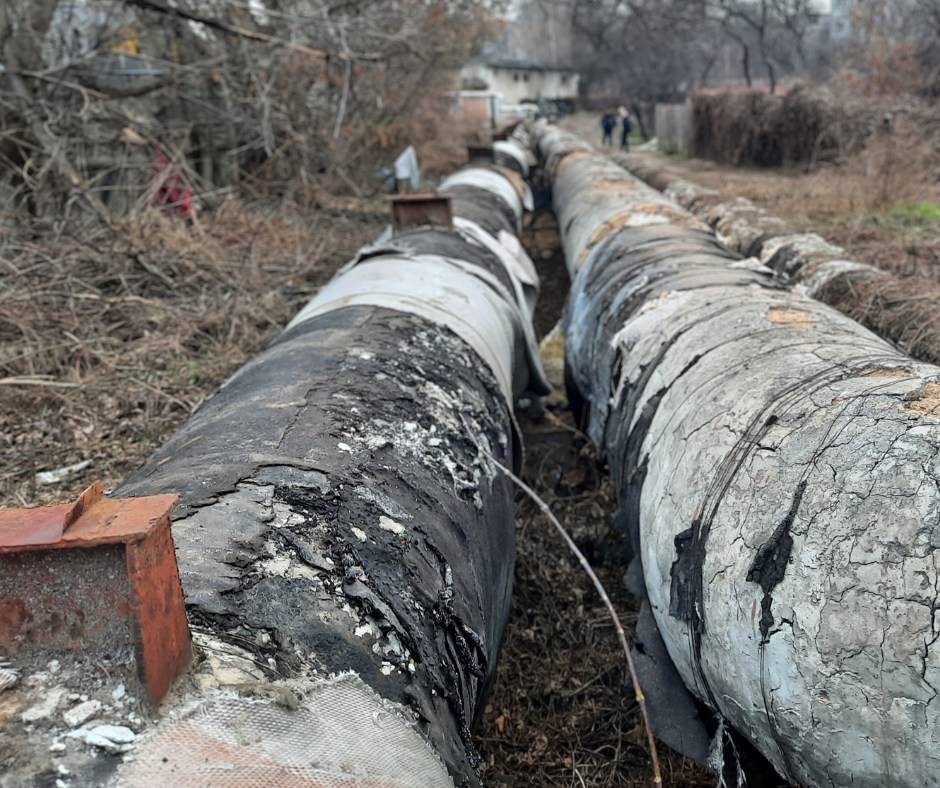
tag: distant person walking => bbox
[600,111,616,146]
[619,106,632,150]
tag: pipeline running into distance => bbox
[20,132,546,788]
[537,122,940,788]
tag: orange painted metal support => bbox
[0,482,190,704]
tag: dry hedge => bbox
[689,84,880,167]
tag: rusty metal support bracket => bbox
[0,482,190,705]
[389,193,453,231]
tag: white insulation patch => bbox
[378,516,406,535]
[116,675,454,787]
[286,255,544,404]
[440,168,525,222]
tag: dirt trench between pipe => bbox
[473,207,712,788]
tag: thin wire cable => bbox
[464,418,663,786]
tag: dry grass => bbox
[817,273,940,366]
[0,199,386,507]
[676,117,939,224]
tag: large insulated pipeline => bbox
[537,123,940,788]
[617,152,884,297]
[91,143,547,787]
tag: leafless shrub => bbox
[846,120,936,211]
[689,79,940,174]
[689,85,863,167]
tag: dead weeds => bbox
[817,273,940,365]
[667,118,940,280]
[476,418,712,788]
[0,200,386,507]
[476,225,710,786]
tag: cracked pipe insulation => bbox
[63,144,544,786]
[535,123,940,788]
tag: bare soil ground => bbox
[475,210,711,787]
[475,411,711,788]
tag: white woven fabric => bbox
[117,675,454,788]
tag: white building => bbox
[461,59,580,105]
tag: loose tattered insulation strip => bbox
[2,145,545,788]
[537,121,940,788]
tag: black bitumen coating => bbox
[119,305,516,787]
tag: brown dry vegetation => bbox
[673,121,940,244]
[0,199,386,507]
[476,416,712,788]
[687,78,940,170]
[474,217,711,787]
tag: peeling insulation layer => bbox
[440,166,533,233]
[538,124,940,788]
[1,159,540,788]
[538,130,706,277]
[493,139,535,177]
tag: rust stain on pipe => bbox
[906,382,940,417]
[863,368,913,378]
[767,306,816,328]
[577,204,702,270]
[489,165,528,201]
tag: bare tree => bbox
[705,0,821,93]
[557,0,820,143]
[560,0,722,135]
[897,0,940,92]
[0,0,503,222]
